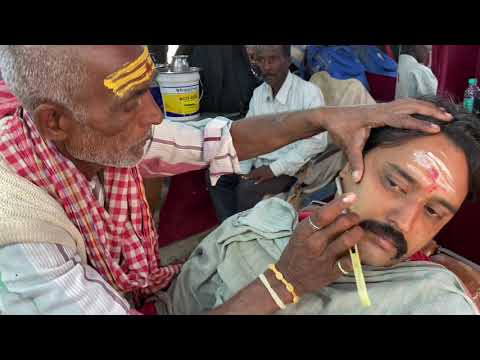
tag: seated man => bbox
[170,96,480,315]
[210,45,327,222]
[395,45,438,99]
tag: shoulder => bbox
[416,64,437,79]
[407,63,435,79]
[0,157,87,262]
[292,73,321,93]
[291,74,325,105]
[399,263,478,314]
[251,82,267,97]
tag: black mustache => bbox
[359,220,408,259]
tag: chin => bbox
[94,151,143,168]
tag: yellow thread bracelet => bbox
[268,264,300,304]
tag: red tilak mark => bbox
[425,167,440,193]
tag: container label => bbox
[161,85,200,116]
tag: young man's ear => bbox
[33,104,74,142]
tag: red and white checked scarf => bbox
[0,81,181,296]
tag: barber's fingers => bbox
[389,98,453,122]
[320,212,361,245]
[335,254,354,275]
[304,212,361,256]
[384,113,442,134]
[325,225,364,260]
[309,193,356,228]
[343,132,368,183]
[295,193,357,239]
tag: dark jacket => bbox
[188,45,260,116]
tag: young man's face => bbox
[341,133,469,267]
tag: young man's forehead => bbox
[369,134,469,203]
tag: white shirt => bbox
[395,54,438,99]
[240,71,327,176]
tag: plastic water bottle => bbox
[463,78,478,113]
[474,86,480,116]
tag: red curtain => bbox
[431,45,480,101]
[436,200,480,265]
[431,45,480,264]
[157,169,219,247]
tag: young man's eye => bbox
[425,205,440,218]
[386,177,406,194]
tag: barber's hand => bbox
[247,166,275,184]
[276,193,363,297]
[322,98,453,182]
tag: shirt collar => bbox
[265,71,293,105]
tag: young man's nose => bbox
[387,200,422,235]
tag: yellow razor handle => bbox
[335,176,371,307]
[349,244,371,307]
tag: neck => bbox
[55,142,104,180]
[72,160,105,181]
[270,71,289,98]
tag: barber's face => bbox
[341,134,468,267]
[256,46,291,90]
[64,45,163,168]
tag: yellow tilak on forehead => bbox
[104,46,155,97]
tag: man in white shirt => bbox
[395,45,438,99]
[210,45,327,221]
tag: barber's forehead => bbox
[81,46,145,81]
[78,45,148,101]
[87,45,145,73]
